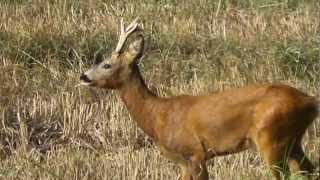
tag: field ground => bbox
[0,0,319,179]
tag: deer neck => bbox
[118,64,159,139]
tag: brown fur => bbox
[119,65,318,180]
[80,27,319,180]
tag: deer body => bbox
[80,18,319,180]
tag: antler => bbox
[115,17,141,53]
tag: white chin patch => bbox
[77,81,92,86]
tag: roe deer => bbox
[80,18,319,180]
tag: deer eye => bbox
[103,64,112,69]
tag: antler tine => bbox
[125,17,139,33]
[119,18,125,34]
[115,17,141,53]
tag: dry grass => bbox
[0,0,319,179]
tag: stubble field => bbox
[0,0,319,179]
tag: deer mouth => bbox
[80,73,92,86]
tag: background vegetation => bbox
[0,0,319,179]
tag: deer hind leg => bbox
[288,144,315,178]
[254,133,290,180]
[188,159,208,180]
[178,155,209,180]
[188,160,209,180]
[178,162,208,180]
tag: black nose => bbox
[80,73,92,82]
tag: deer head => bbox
[80,18,144,89]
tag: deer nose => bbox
[80,73,91,83]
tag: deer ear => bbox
[124,35,144,64]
